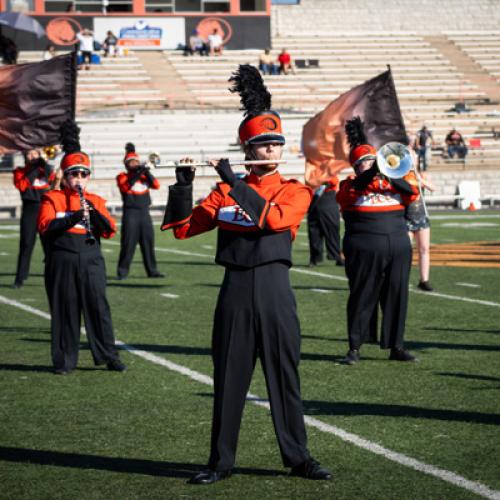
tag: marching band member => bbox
[12,149,55,288]
[337,117,419,365]
[161,65,331,484]
[116,143,164,280]
[38,121,127,375]
[307,175,344,267]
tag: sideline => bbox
[1,294,499,500]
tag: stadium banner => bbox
[6,15,270,51]
[93,18,185,50]
[184,16,270,50]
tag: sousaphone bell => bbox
[376,142,413,179]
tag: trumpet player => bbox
[161,65,331,485]
[37,120,127,375]
[116,143,163,280]
[12,148,55,288]
[338,117,419,365]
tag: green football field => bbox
[0,210,499,499]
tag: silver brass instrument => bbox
[154,159,287,169]
[76,184,96,245]
[376,142,413,179]
[377,141,428,217]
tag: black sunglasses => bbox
[68,171,90,178]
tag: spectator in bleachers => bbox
[258,48,278,75]
[414,125,433,171]
[445,128,468,159]
[43,45,57,61]
[184,29,209,56]
[278,48,292,75]
[208,29,223,56]
[76,28,95,70]
[103,31,118,57]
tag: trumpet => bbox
[154,159,288,169]
[75,184,96,246]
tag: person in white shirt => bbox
[76,28,94,70]
[208,29,223,56]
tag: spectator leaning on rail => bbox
[445,128,468,159]
[413,125,433,171]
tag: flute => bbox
[153,159,287,169]
[75,184,96,245]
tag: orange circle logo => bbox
[196,17,233,44]
[46,18,83,46]
[260,117,278,131]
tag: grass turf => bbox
[0,210,499,499]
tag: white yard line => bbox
[160,293,179,299]
[104,242,500,309]
[456,283,481,288]
[311,288,333,294]
[1,293,499,499]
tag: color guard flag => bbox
[302,68,407,187]
[0,53,76,153]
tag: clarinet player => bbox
[37,121,127,375]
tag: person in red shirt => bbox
[38,121,126,375]
[278,48,292,75]
[116,143,163,280]
[337,117,419,365]
[307,175,344,267]
[12,149,55,288]
[162,65,331,485]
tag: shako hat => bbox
[59,120,91,174]
[229,64,285,146]
[124,142,140,165]
[345,116,377,167]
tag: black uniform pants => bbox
[117,208,158,278]
[208,262,310,471]
[307,192,342,264]
[45,250,119,370]
[343,231,412,350]
[15,202,41,283]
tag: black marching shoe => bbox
[53,367,71,375]
[107,359,128,372]
[343,349,360,365]
[11,280,23,289]
[291,458,332,480]
[417,280,433,292]
[189,469,232,485]
[149,272,165,278]
[389,348,417,362]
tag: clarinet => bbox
[76,184,96,245]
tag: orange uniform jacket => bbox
[14,165,55,203]
[162,171,312,268]
[116,170,160,209]
[337,173,418,234]
[38,187,116,252]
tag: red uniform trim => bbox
[116,171,160,194]
[38,187,116,238]
[170,172,312,240]
[161,215,192,231]
[13,167,55,192]
[337,175,418,212]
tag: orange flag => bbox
[302,69,407,188]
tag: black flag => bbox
[302,69,407,187]
[0,53,77,153]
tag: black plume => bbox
[60,119,81,154]
[229,64,272,117]
[345,116,368,149]
[125,142,136,154]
